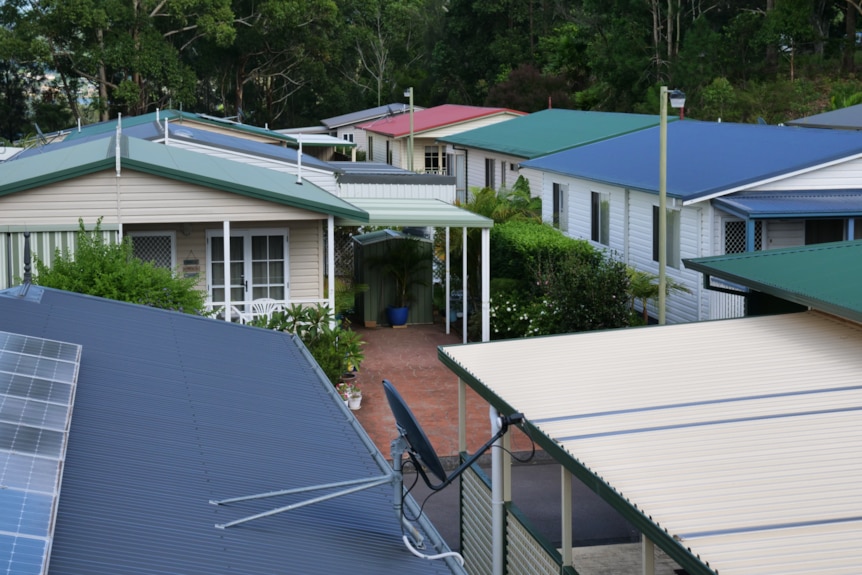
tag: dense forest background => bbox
[4,0,862,142]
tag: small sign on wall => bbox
[183,254,200,279]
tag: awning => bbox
[438,311,862,575]
[336,198,493,228]
[714,190,862,219]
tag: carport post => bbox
[327,215,335,317]
[642,537,656,575]
[481,228,490,342]
[561,470,572,568]
[446,227,451,335]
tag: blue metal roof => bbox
[714,190,862,219]
[0,287,460,575]
[521,122,862,202]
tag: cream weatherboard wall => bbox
[0,169,327,303]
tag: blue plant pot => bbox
[386,305,409,327]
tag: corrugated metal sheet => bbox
[686,240,862,323]
[359,105,524,138]
[0,287,459,575]
[440,312,862,575]
[713,190,862,218]
[520,122,862,203]
[438,109,670,159]
[337,198,493,228]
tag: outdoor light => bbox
[668,90,686,110]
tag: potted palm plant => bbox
[371,236,430,327]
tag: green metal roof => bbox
[335,198,493,228]
[437,108,673,159]
[0,136,369,221]
[684,240,862,322]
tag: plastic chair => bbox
[251,298,281,320]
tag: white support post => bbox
[481,227,490,342]
[642,537,656,575]
[462,227,468,344]
[445,227,451,335]
[327,215,335,319]
[562,469,573,568]
[223,221,231,322]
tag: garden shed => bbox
[353,229,433,327]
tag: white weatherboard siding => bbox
[441,311,862,575]
[517,166,544,199]
[540,174,708,324]
[765,220,805,250]
[338,182,454,201]
[748,155,862,191]
[460,150,524,192]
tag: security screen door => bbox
[208,230,288,309]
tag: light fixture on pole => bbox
[658,86,685,326]
[403,87,414,172]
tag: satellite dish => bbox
[383,379,447,483]
[383,379,524,491]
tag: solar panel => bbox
[0,331,81,575]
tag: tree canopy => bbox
[4,0,862,141]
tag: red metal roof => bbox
[358,104,525,137]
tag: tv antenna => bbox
[209,379,524,568]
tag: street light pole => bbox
[404,87,414,172]
[658,86,668,325]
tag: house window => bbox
[485,158,496,189]
[129,232,175,269]
[724,219,762,253]
[500,161,506,189]
[368,137,374,161]
[424,146,446,175]
[652,206,680,269]
[591,192,610,246]
[552,183,568,231]
[386,140,392,164]
[855,218,862,240]
[342,133,354,143]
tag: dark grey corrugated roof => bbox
[331,161,455,185]
[786,104,862,130]
[322,104,423,129]
[0,287,460,575]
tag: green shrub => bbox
[491,220,595,284]
[251,304,364,385]
[34,218,206,314]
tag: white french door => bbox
[207,229,289,309]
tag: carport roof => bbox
[685,240,862,323]
[713,190,862,219]
[336,198,493,228]
[439,311,862,575]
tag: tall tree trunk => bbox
[844,2,857,75]
[97,28,108,122]
[765,0,778,70]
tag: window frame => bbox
[552,182,568,232]
[652,206,680,269]
[591,191,610,246]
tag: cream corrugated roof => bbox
[439,312,862,575]
[336,198,493,228]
